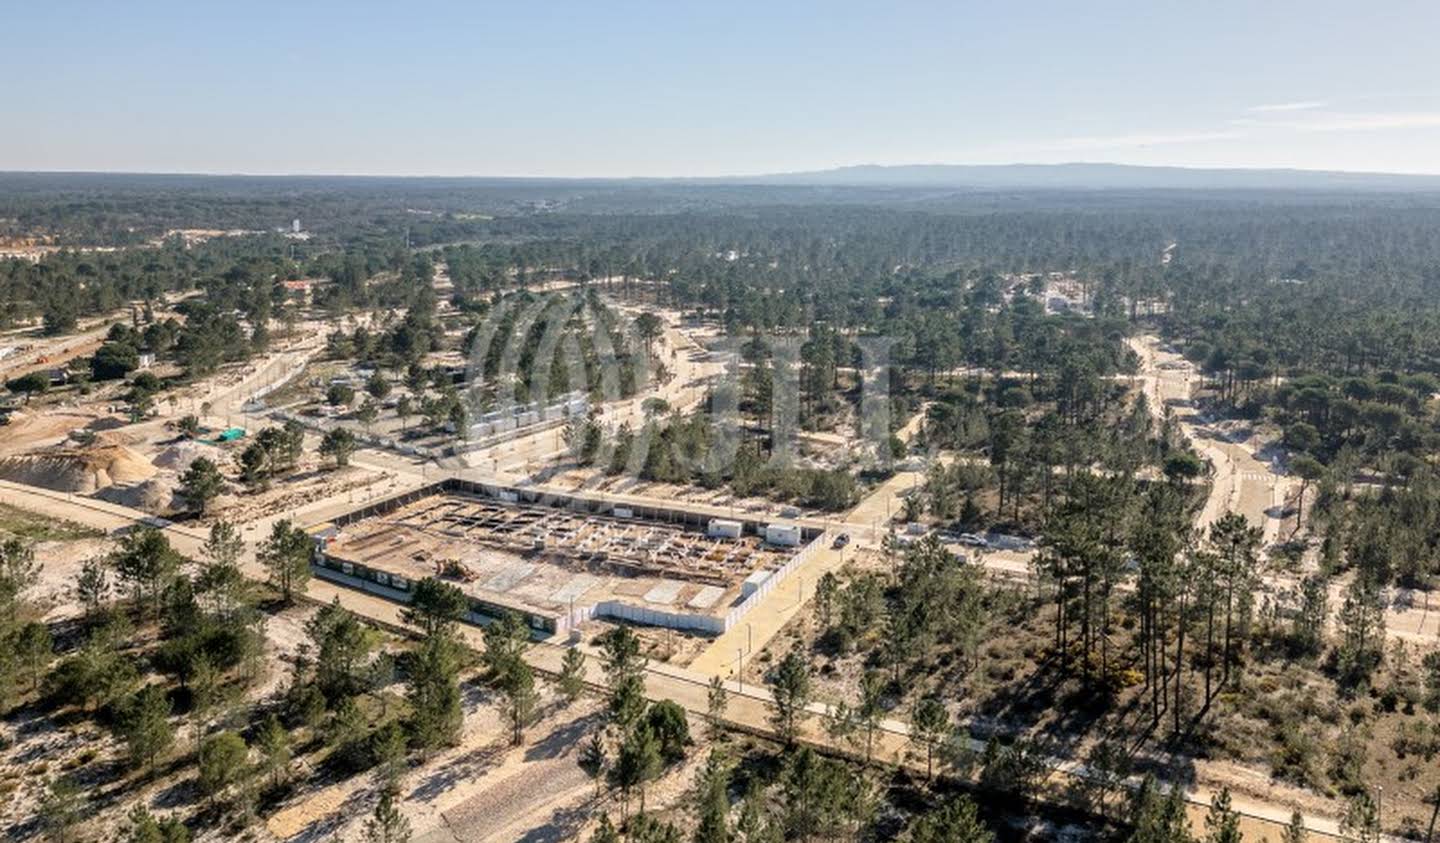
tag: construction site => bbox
[311,478,826,637]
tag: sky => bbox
[5,0,1440,177]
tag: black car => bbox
[832,533,851,549]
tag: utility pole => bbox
[1424,784,1440,843]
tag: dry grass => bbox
[0,503,103,542]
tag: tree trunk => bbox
[1174,592,1187,735]
[1203,596,1215,704]
[1222,577,1235,686]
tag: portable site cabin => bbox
[764,523,802,547]
[707,518,742,539]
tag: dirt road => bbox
[0,480,1354,841]
[1127,335,1293,544]
[0,291,202,382]
[0,318,1362,840]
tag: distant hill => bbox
[731,162,1440,192]
[7,163,1440,201]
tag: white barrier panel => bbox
[582,600,727,634]
[722,534,824,631]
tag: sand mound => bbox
[0,444,158,493]
[96,476,177,514]
[0,410,99,456]
[98,425,160,447]
[153,440,219,471]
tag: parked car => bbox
[957,533,990,548]
[832,533,851,549]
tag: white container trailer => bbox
[707,518,743,539]
[765,523,802,547]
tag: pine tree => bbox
[1204,788,1241,843]
[406,632,462,752]
[1291,574,1328,656]
[320,427,357,468]
[736,778,780,843]
[580,729,608,799]
[1281,810,1307,843]
[693,750,732,843]
[612,723,662,818]
[857,671,885,764]
[117,684,175,772]
[1341,793,1380,843]
[1125,776,1193,843]
[39,776,85,843]
[501,659,539,745]
[480,610,530,679]
[197,731,250,801]
[1337,573,1387,690]
[125,804,190,843]
[259,519,311,603]
[707,675,729,739]
[362,787,412,843]
[909,696,950,780]
[908,793,994,842]
[600,625,646,687]
[178,456,225,514]
[610,672,648,731]
[769,650,812,745]
[591,813,621,843]
[559,646,587,703]
[74,557,110,621]
[256,714,292,788]
[402,577,468,638]
[109,527,179,617]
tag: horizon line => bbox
[4,160,1440,182]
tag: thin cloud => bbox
[1018,105,1440,159]
[1247,100,1328,113]
[1236,111,1440,132]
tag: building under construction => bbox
[310,478,825,637]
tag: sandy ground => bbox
[267,692,607,843]
[2,313,1369,842]
[206,461,395,525]
[251,603,321,701]
[0,707,125,839]
[0,473,1358,842]
[29,536,112,622]
[0,409,103,456]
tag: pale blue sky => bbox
[5,1,1440,176]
